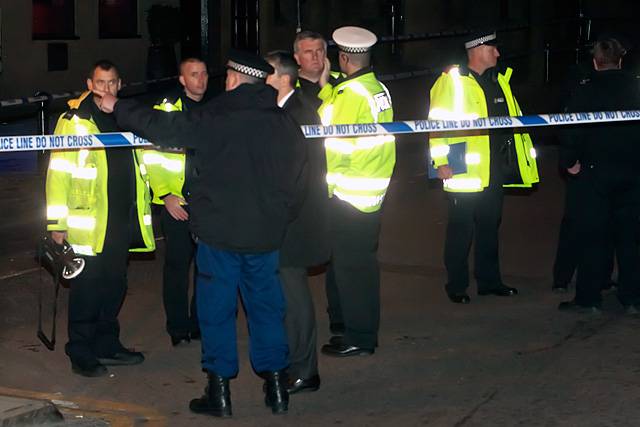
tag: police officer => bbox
[95,50,307,417]
[265,50,328,393]
[318,26,396,357]
[144,57,208,346]
[428,31,539,304]
[558,36,640,314]
[46,60,155,377]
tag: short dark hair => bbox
[341,51,371,69]
[89,59,119,79]
[179,57,207,75]
[265,50,299,88]
[593,38,626,68]
[293,30,327,53]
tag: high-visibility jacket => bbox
[428,66,539,192]
[318,69,396,213]
[143,96,188,204]
[46,93,155,256]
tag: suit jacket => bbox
[279,90,330,267]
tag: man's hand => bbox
[51,231,67,245]
[567,161,581,175]
[319,58,332,88]
[92,90,118,113]
[164,194,189,221]
[437,165,453,180]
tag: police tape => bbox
[1,110,640,152]
[301,110,640,139]
[0,132,151,153]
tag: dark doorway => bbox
[232,0,260,53]
[180,0,203,59]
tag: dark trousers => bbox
[66,234,130,364]
[196,242,288,378]
[160,208,198,337]
[326,197,381,349]
[574,172,640,306]
[325,264,343,326]
[553,176,615,287]
[280,267,318,379]
[444,184,504,294]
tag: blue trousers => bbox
[196,242,288,378]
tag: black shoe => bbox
[287,375,320,394]
[321,342,374,357]
[189,372,232,417]
[171,334,191,347]
[98,350,144,366]
[190,330,201,341]
[262,370,289,414]
[71,360,108,378]
[447,292,470,304]
[478,285,518,296]
[329,322,345,335]
[558,300,602,315]
[552,284,568,294]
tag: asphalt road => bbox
[1,142,640,426]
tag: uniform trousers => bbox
[160,208,198,337]
[553,175,615,288]
[444,183,504,294]
[280,267,318,379]
[66,230,130,364]
[574,171,640,307]
[196,242,288,378]
[326,197,381,349]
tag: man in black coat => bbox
[558,36,640,314]
[265,50,329,394]
[95,50,308,417]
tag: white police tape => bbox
[1,110,640,152]
[0,132,151,153]
[302,110,640,139]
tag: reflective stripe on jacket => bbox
[46,97,155,255]
[318,70,396,213]
[428,66,539,192]
[144,96,187,204]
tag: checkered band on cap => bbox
[337,44,372,54]
[464,32,497,49]
[227,60,269,79]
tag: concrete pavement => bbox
[1,142,640,426]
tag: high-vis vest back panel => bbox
[318,71,396,213]
[46,104,155,256]
[144,97,187,204]
[428,66,539,192]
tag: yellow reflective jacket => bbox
[318,69,396,213]
[144,96,187,204]
[46,92,155,255]
[428,66,539,192]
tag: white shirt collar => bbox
[277,89,295,108]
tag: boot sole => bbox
[189,406,232,418]
[265,399,288,414]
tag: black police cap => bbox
[226,49,274,79]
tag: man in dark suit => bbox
[265,50,329,394]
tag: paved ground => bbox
[1,139,640,426]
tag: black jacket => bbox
[560,69,640,175]
[279,90,329,267]
[114,83,308,253]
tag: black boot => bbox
[189,372,232,417]
[262,370,289,414]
